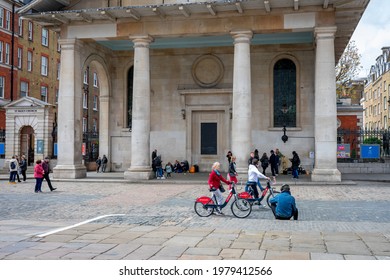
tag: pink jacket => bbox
[34,163,45,179]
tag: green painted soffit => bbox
[96,31,313,51]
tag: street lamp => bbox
[281,103,289,143]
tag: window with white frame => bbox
[83,92,88,109]
[83,69,88,84]
[28,21,33,41]
[0,42,3,63]
[41,28,48,46]
[93,95,98,111]
[5,11,10,30]
[5,43,9,64]
[17,48,22,69]
[18,18,23,36]
[0,8,4,28]
[40,86,48,102]
[20,81,29,97]
[0,76,4,98]
[93,72,98,87]
[27,51,32,71]
[41,56,48,76]
[384,97,387,110]
[82,117,87,132]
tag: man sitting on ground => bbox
[269,184,298,220]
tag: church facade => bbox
[19,0,370,181]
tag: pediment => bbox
[4,96,52,109]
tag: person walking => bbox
[19,155,28,182]
[9,156,19,184]
[42,157,56,191]
[95,157,102,173]
[269,150,279,177]
[101,155,108,172]
[260,152,269,175]
[34,159,45,193]
[269,184,298,220]
[227,155,238,184]
[290,151,301,179]
[15,155,22,182]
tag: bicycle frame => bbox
[195,184,238,210]
[238,180,273,203]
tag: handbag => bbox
[219,185,226,193]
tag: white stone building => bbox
[18,0,370,181]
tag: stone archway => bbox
[82,54,111,171]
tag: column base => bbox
[311,168,341,182]
[124,167,154,180]
[53,165,87,179]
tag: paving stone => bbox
[325,240,371,255]
[230,241,260,250]
[344,254,376,260]
[310,252,344,260]
[184,247,221,256]
[130,237,169,245]
[265,250,310,260]
[150,245,188,259]
[163,236,203,247]
[241,249,266,260]
[219,248,243,259]
[122,245,163,260]
[196,238,232,249]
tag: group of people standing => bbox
[95,155,108,173]
[8,155,27,183]
[208,149,298,220]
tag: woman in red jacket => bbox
[34,159,45,193]
[208,162,231,215]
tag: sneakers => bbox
[214,209,224,216]
[259,204,267,209]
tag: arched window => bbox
[273,59,296,127]
[127,66,134,130]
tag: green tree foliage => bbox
[335,40,363,98]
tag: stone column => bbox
[124,35,154,180]
[311,26,341,182]
[230,31,253,174]
[53,39,86,179]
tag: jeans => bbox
[35,178,43,192]
[9,171,17,182]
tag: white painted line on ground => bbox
[35,214,126,238]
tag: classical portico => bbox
[19,0,370,182]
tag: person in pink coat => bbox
[34,159,45,193]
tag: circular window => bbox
[192,54,224,88]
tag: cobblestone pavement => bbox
[0,178,390,260]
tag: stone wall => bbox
[338,162,390,174]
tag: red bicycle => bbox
[194,182,252,218]
[238,179,280,208]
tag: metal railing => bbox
[337,128,390,160]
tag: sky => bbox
[350,0,390,78]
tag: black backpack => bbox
[10,161,16,169]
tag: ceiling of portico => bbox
[19,0,370,60]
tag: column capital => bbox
[314,26,337,40]
[230,30,253,44]
[58,38,83,51]
[130,35,154,48]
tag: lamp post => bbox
[281,103,289,143]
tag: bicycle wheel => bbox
[194,201,214,217]
[231,198,252,218]
[266,190,280,208]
